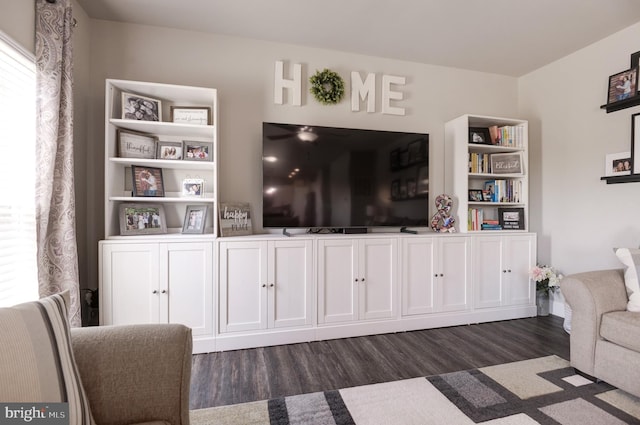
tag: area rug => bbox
[190,355,640,425]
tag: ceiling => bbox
[75,0,640,77]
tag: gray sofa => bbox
[561,269,640,397]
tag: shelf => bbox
[468,202,524,206]
[110,196,215,203]
[600,97,640,113]
[110,118,215,138]
[469,173,525,179]
[600,174,640,184]
[467,144,525,153]
[109,157,213,170]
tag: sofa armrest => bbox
[560,269,627,375]
[70,324,192,425]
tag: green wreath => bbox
[309,69,345,105]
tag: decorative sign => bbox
[219,202,252,237]
[498,207,525,230]
[274,61,406,115]
[490,153,523,174]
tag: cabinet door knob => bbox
[262,284,267,288]
[434,274,438,277]
[269,283,275,287]
[503,270,507,273]
[161,289,167,294]
[355,278,359,282]
[440,273,444,277]
[361,278,365,283]
[152,290,158,294]
[508,269,512,273]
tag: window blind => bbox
[0,31,37,307]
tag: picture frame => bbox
[182,178,204,197]
[184,141,213,161]
[416,165,429,195]
[131,165,165,197]
[119,203,167,236]
[117,129,157,159]
[400,149,409,167]
[631,50,640,72]
[498,207,525,230]
[170,106,212,126]
[156,141,183,160]
[490,152,523,174]
[607,68,638,104]
[633,113,640,174]
[468,189,484,202]
[182,205,208,234]
[122,92,162,122]
[219,202,252,237]
[605,151,631,176]
[469,127,491,145]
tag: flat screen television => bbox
[262,122,429,230]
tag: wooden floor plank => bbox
[189,316,570,408]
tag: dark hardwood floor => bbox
[189,315,570,409]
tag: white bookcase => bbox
[104,79,218,238]
[445,114,529,233]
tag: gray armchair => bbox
[71,324,192,425]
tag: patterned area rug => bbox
[190,355,640,424]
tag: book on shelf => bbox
[468,152,490,173]
[483,179,522,203]
[488,125,524,148]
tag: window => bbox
[0,31,37,306]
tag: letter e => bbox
[382,74,406,116]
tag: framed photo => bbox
[390,148,400,171]
[117,129,157,159]
[400,149,409,167]
[469,127,491,145]
[607,68,638,104]
[219,202,252,237]
[184,141,213,161]
[407,138,427,164]
[498,207,525,230]
[119,203,167,236]
[131,165,165,197]
[170,106,212,126]
[157,141,183,160]
[490,152,523,174]
[406,178,416,198]
[634,113,640,174]
[391,179,400,199]
[122,92,162,122]
[182,178,204,197]
[468,189,484,202]
[182,205,208,234]
[416,165,429,195]
[605,151,631,176]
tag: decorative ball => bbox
[431,194,456,233]
[309,69,345,105]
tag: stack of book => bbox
[481,220,502,230]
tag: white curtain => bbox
[35,0,81,326]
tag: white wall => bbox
[519,21,640,314]
[0,0,34,53]
[87,20,519,236]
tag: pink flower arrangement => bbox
[530,265,563,294]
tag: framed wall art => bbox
[122,92,162,121]
[184,141,213,161]
[490,152,523,174]
[605,152,631,176]
[157,141,183,160]
[182,205,208,234]
[119,203,167,236]
[117,129,157,159]
[607,68,638,104]
[131,165,165,197]
[170,106,212,125]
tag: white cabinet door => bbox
[504,235,535,306]
[438,237,471,312]
[360,238,397,320]
[318,238,397,323]
[268,239,313,329]
[473,234,535,309]
[219,241,267,332]
[402,237,436,316]
[100,243,160,326]
[161,242,213,338]
[317,239,357,324]
[474,236,505,309]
